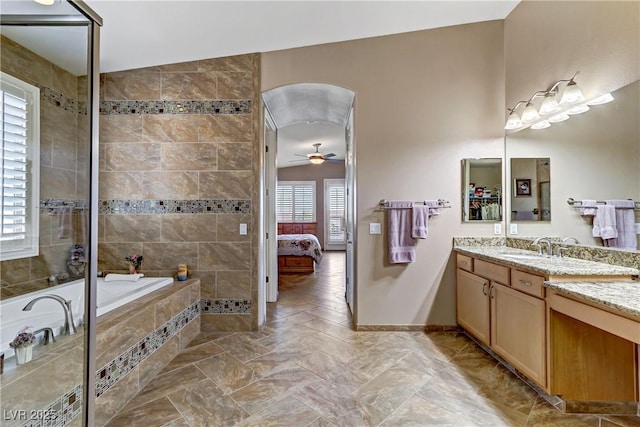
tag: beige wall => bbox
[277,162,346,246]
[505,1,640,241]
[263,21,506,326]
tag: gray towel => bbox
[387,201,415,264]
[605,200,637,250]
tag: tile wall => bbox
[98,54,261,330]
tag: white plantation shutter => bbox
[327,184,345,243]
[276,181,315,222]
[1,72,39,260]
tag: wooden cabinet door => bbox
[456,269,490,346]
[490,282,546,387]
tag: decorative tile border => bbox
[40,86,81,115]
[99,99,252,115]
[95,301,200,397]
[19,384,83,427]
[201,298,251,314]
[98,199,251,215]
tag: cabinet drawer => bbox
[511,270,545,298]
[474,259,510,284]
[456,254,473,271]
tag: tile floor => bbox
[106,252,640,426]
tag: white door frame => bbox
[260,83,356,322]
[323,178,346,251]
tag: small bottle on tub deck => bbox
[177,264,188,281]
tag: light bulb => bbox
[521,102,540,122]
[560,81,585,104]
[34,0,55,4]
[530,120,551,130]
[539,93,561,115]
[586,93,614,105]
[566,104,590,115]
[308,155,324,164]
[548,112,570,123]
[504,112,523,130]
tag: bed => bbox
[277,222,323,274]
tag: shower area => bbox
[1,1,101,426]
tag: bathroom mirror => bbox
[510,158,550,221]
[506,80,639,249]
[461,158,503,222]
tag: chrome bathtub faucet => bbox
[22,295,77,336]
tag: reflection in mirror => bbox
[462,158,502,222]
[510,158,550,221]
[506,80,639,250]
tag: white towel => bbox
[592,205,617,243]
[387,201,416,264]
[411,205,430,239]
[57,206,72,239]
[104,273,144,282]
[606,200,637,250]
[580,200,598,216]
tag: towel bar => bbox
[378,199,451,209]
[567,197,640,210]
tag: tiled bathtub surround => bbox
[99,53,261,332]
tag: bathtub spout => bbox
[22,295,77,336]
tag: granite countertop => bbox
[454,246,640,277]
[545,280,640,319]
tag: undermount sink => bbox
[498,253,544,260]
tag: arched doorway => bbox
[259,83,356,326]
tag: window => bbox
[276,181,315,222]
[1,72,39,261]
[324,179,346,249]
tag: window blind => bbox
[327,183,345,243]
[276,181,315,222]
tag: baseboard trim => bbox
[354,324,460,332]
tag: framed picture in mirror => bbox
[515,178,531,197]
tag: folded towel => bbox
[412,205,430,239]
[104,273,144,282]
[425,200,440,216]
[387,201,415,264]
[592,205,617,242]
[580,200,598,216]
[606,200,637,250]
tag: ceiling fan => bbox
[291,143,342,165]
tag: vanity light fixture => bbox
[504,71,612,132]
[33,0,55,5]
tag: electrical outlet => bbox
[494,223,502,235]
[239,223,247,235]
[635,223,640,235]
[510,223,518,235]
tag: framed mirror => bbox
[510,158,550,221]
[462,158,502,222]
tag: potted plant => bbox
[125,255,143,274]
[10,327,36,365]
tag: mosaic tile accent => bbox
[40,199,87,214]
[40,87,82,115]
[200,298,251,314]
[99,99,252,115]
[98,199,251,215]
[95,301,200,398]
[19,384,83,427]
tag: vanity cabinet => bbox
[455,253,547,388]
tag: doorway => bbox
[260,83,356,325]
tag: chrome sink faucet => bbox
[562,237,581,244]
[22,295,76,336]
[532,237,553,256]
